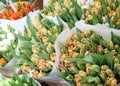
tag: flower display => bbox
[0,2,34,20]
[14,14,66,78]
[1,0,120,85]
[84,0,120,29]
[42,0,82,29]
[58,28,120,86]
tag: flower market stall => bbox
[0,0,120,86]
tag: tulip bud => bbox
[95,77,101,84]
[114,63,120,75]
[97,84,103,86]
[89,65,100,76]
[106,77,117,86]
[100,71,107,81]
[66,74,74,81]
[77,64,85,71]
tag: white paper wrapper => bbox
[55,20,120,86]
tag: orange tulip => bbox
[0,58,6,65]
[13,12,20,20]
[0,2,34,20]
[30,4,34,11]
[0,13,3,19]
[23,7,30,14]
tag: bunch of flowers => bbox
[84,0,120,29]
[58,28,120,86]
[42,0,82,29]
[15,14,66,78]
[0,26,18,66]
[0,1,34,20]
[0,72,40,86]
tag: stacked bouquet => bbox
[15,14,66,78]
[42,0,82,29]
[0,26,18,66]
[58,28,120,86]
[0,1,34,20]
[84,0,120,29]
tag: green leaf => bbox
[112,14,118,24]
[21,74,27,83]
[1,0,7,4]
[103,52,113,69]
[66,74,74,81]
[60,43,67,53]
[72,63,79,73]
[31,37,38,47]
[13,33,26,41]
[71,14,78,22]
[36,52,50,60]
[12,64,22,70]
[9,79,17,86]
[27,15,37,40]
[82,55,95,64]
[77,60,88,64]
[65,58,81,62]
[56,15,64,30]
[92,13,99,25]
[22,41,32,50]
[7,25,15,33]
[19,55,36,69]
[67,22,74,29]
[75,2,82,20]
[21,41,32,57]
[48,36,56,44]
[24,50,33,58]
[111,31,120,46]
[81,77,87,84]
[12,70,22,83]
[86,76,97,82]
[76,28,82,33]
[90,53,103,65]
[102,2,108,15]
[58,72,68,80]
[39,39,47,50]
[31,79,37,86]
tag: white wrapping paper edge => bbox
[54,20,120,86]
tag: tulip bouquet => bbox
[0,26,18,66]
[0,0,30,4]
[14,14,66,78]
[0,1,34,20]
[58,28,120,86]
[42,0,82,29]
[84,0,120,29]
